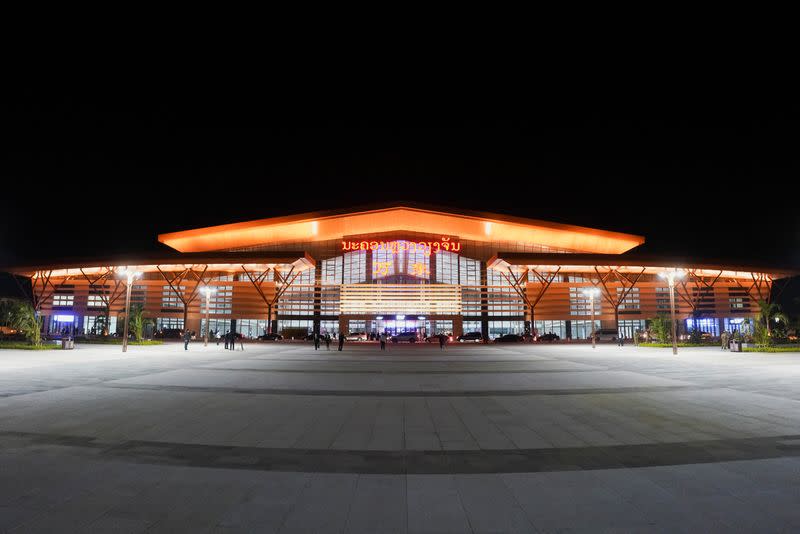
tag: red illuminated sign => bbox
[341,238,461,255]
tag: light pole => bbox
[200,286,216,346]
[582,288,600,349]
[118,268,141,353]
[659,268,684,355]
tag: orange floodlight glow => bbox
[158,206,645,255]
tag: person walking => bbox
[238,334,244,351]
[224,331,230,349]
[325,333,331,350]
[618,334,624,347]
[438,332,447,350]
[215,330,221,346]
[721,330,729,351]
[314,332,320,350]
[183,330,190,351]
[379,332,387,351]
[338,333,345,351]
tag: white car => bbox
[345,332,367,341]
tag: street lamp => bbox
[582,287,601,349]
[200,286,217,346]
[658,268,685,355]
[118,267,141,353]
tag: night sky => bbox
[2,96,799,306]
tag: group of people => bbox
[182,329,243,351]
[312,332,346,351]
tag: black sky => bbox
[2,96,799,275]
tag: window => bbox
[655,287,671,311]
[487,320,524,339]
[87,295,106,308]
[161,286,185,309]
[156,317,184,330]
[234,318,267,339]
[569,288,596,316]
[435,251,459,284]
[617,287,640,312]
[684,318,719,336]
[462,321,482,335]
[52,294,74,307]
[533,320,566,339]
[618,319,646,338]
[201,318,232,336]
[570,319,601,340]
[280,267,315,315]
[322,257,343,285]
[84,315,118,335]
[201,286,233,314]
[343,251,366,284]
[459,257,480,286]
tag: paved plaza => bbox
[2,341,800,532]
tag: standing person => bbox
[238,333,244,351]
[438,332,446,350]
[721,330,729,351]
[618,334,625,347]
[224,331,230,350]
[325,333,331,350]
[183,330,190,351]
[314,332,320,350]
[216,330,221,346]
[338,333,345,351]
[379,332,386,351]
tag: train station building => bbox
[6,204,793,340]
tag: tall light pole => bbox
[200,286,216,346]
[118,268,141,353]
[659,268,684,355]
[582,287,600,349]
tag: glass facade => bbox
[487,320,524,339]
[618,319,646,338]
[570,319,601,340]
[534,320,567,339]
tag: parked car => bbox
[425,333,453,343]
[494,334,524,342]
[589,328,618,341]
[457,332,484,343]
[257,333,283,341]
[391,332,418,343]
[537,332,560,342]
[345,332,367,341]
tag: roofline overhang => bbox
[157,202,646,255]
[487,252,798,279]
[2,251,315,277]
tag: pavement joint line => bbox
[3,430,800,475]
[93,383,708,397]
[189,367,602,375]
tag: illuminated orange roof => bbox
[158,204,645,255]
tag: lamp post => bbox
[200,286,217,346]
[659,268,684,355]
[118,268,141,353]
[582,288,600,349]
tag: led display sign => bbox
[342,237,460,255]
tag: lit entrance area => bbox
[341,315,457,339]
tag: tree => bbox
[649,314,672,343]
[12,301,42,346]
[757,300,789,337]
[129,305,153,342]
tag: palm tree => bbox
[757,300,789,337]
[12,301,42,346]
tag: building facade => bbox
[8,204,793,340]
